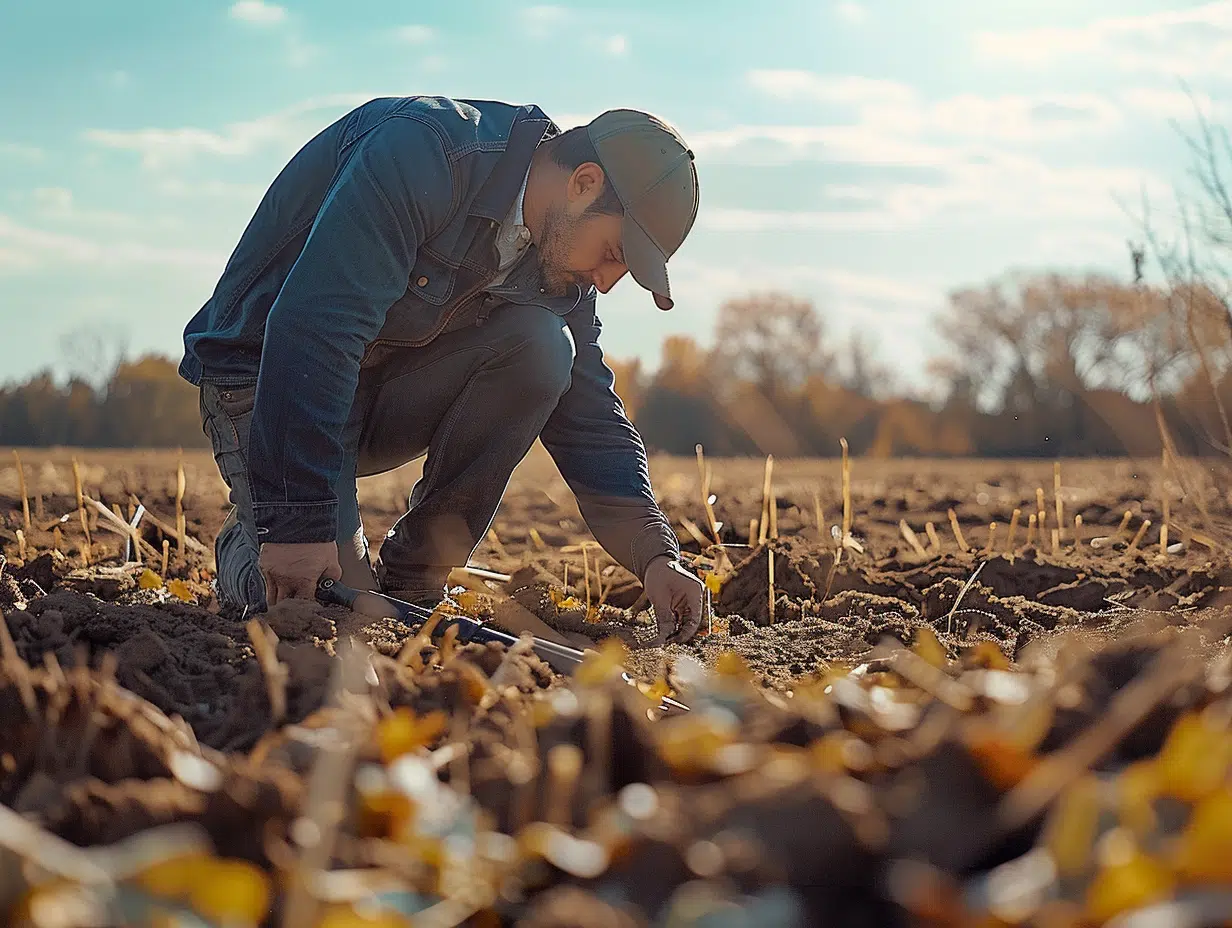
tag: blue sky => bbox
[0,0,1227,394]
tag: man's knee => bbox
[501,306,575,401]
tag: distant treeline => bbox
[3,271,1232,458]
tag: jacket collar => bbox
[469,105,558,222]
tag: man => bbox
[180,94,706,645]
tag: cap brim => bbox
[622,213,674,310]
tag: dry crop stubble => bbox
[1,447,1232,925]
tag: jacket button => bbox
[417,276,429,287]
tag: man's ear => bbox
[568,161,606,208]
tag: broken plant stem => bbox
[768,545,776,623]
[1054,461,1064,545]
[925,521,941,553]
[1025,513,1037,549]
[900,520,928,558]
[758,454,774,546]
[840,437,852,539]
[13,450,30,531]
[948,508,969,552]
[246,619,288,724]
[1129,519,1151,552]
[1005,509,1021,555]
[1161,497,1170,556]
[696,444,722,544]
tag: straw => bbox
[13,451,30,531]
[1004,509,1021,555]
[947,508,969,552]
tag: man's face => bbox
[535,163,629,298]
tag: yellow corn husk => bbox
[966,731,1038,790]
[913,627,947,669]
[187,858,272,927]
[657,717,733,776]
[446,590,484,613]
[166,579,195,602]
[317,905,415,928]
[1173,788,1232,884]
[965,640,1010,672]
[715,650,751,678]
[357,787,417,840]
[646,678,673,703]
[131,850,215,899]
[375,708,448,764]
[1043,774,1103,879]
[964,695,1054,789]
[1117,760,1161,838]
[1084,843,1174,924]
[575,638,629,686]
[1156,710,1232,802]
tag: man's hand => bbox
[643,555,706,646]
[259,542,342,606]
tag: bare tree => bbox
[712,292,833,399]
[59,323,131,390]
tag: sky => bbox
[0,0,1228,394]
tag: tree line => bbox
[2,267,1231,459]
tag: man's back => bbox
[180,95,557,386]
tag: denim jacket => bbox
[180,95,679,580]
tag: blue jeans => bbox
[201,304,577,609]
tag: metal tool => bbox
[315,578,690,713]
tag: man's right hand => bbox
[258,542,342,606]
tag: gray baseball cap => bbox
[586,109,699,310]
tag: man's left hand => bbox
[643,555,706,646]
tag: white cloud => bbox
[520,5,569,37]
[0,142,44,162]
[155,178,266,201]
[32,187,73,213]
[834,2,867,25]
[0,215,222,273]
[285,35,321,67]
[604,34,629,56]
[700,157,1166,234]
[974,2,1232,76]
[25,187,185,230]
[689,70,1168,234]
[395,24,435,44]
[747,70,1122,142]
[229,0,287,25]
[84,93,370,169]
[1121,86,1227,121]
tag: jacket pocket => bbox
[405,251,457,306]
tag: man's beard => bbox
[535,203,591,297]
